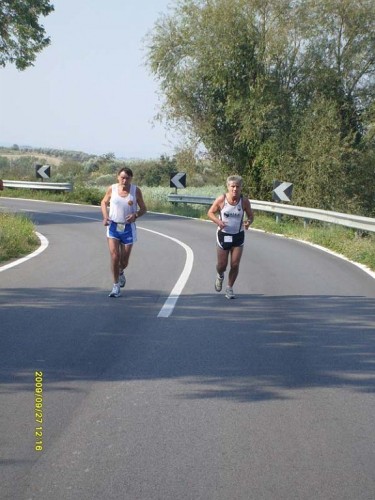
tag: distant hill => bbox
[0,151,63,166]
[0,145,98,164]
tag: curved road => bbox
[1,198,375,500]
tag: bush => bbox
[0,213,39,262]
[65,185,103,205]
[95,174,114,186]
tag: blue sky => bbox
[0,1,178,159]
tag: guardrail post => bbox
[355,229,365,238]
[170,192,177,206]
[274,199,283,223]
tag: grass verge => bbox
[0,213,40,263]
[251,215,375,272]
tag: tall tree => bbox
[292,96,346,210]
[297,0,375,141]
[147,0,375,211]
[0,0,54,70]
[146,0,307,194]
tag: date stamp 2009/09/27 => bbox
[34,371,43,451]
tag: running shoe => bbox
[109,283,121,298]
[215,273,224,292]
[119,272,126,288]
[225,287,235,299]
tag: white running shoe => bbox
[119,272,126,288]
[109,283,121,298]
[225,287,235,299]
[215,273,224,292]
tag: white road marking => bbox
[140,227,194,318]
[0,232,49,272]
[0,210,194,317]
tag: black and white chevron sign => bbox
[272,180,293,202]
[36,164,51,179]
[170,172,186,189]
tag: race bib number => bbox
[224,235,233,243]
[116,223,125,232]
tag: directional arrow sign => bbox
[36,164,51,180]
[170,172,186,189]
[272,181,293,202]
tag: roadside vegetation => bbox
[0,212,39,263]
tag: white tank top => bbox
[219,195,244,234]
[109,183,137,223]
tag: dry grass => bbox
[0,153,62,166]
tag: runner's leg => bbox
[120,243,133,272]
[216,247,229,275]
[108,237,121,284]
[228,246,243,287]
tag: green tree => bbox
[0,0,54,70]
[343,101,375,215]
[297,0,375,142]
[292,96,346,211]
[140,155,177,187]
[174,146,199,184]
[146,0,375,211]
[146,0,304,195]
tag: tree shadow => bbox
[15,208,174,226]
[1,288,374,403]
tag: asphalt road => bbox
[1,198,375,500]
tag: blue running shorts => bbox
[107,221,137,245]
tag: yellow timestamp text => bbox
[34,371,43,451]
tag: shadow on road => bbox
[1,287,374,402]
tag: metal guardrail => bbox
[167,193,375,233]
[1,180,73,192]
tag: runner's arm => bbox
[243,197,254,229]
[208,195,226,229]
[100,186,112,225]
[126,187,147,223]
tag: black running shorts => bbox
[216,230,244,250]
